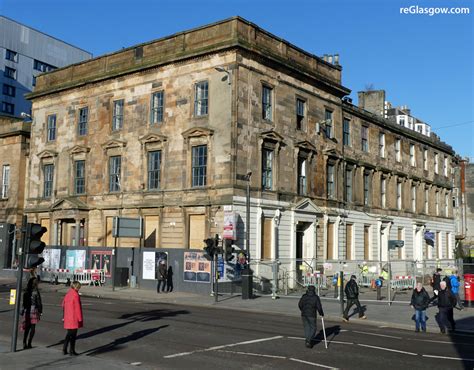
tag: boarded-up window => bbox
[397,228,404,259]
[261,218,272,259]
[40,219,50,245]
[327,222,334,260]
[144,215,160,248]
[364,225,370,260]
[345,224,353,260]
[106,217,114,247]
[189,214,205,249]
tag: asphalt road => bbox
[0,287,473,369]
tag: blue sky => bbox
[2,0,473,157]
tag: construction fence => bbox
[249,258,465,303]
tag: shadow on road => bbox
[449,316,474,370]
[83,325,169,356]
[313,325,341,347]
[120,308,190,322]
[347,305,367,319]
[47,308,189,348]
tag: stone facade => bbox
[24,17,456,267]
[465,162,474,248]
[0,115,30,226]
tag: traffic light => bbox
[203,238,216,261]
[25,223,47,269]
[224,239,235,262]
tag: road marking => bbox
[164,336,283,359]
[289,357,336,369]
[422,354,474,362]
[219,350,286,359]
[409,338,474,346]
[353,330,401,339]
[330,340,354,345]
[357,344,417,356]
[287,336,304,340]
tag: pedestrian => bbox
[434,280,456,334]
[62,281,83,356]
[298,285,324,348]
[166,265,174,292]
[410,283,430,333]
[449,271,463,310]
[431,268,442,295]
[342,275,367,322]
[157,261,167,293]
[21,277,42,349]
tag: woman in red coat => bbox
[62,281,83,356]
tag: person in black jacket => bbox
[431,268,442,295]
[436,281,457,334]
[410,283,431,332]
[343,275,366,322]
[298,285,324,348]
[166,266,173,292]
[157,261,167,293]
[22,277,42,349]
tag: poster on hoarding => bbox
[42,249,61,270]
[142,251,156,280]
[223,206,236,240]
[90,250,112,277]
[183,251,210,283]
[217,255,243,282]
[65,249,86,272]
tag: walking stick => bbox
[321,316,328,349]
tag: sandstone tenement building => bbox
[24,17,457,269]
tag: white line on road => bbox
[357,344,417,356]
[289,357,337,369]
[218,350,286,359]
[163,335,283,359]
[422,354,474,362]
[287,336,305,340]
[353,330,402,339]
[330,340,354,345]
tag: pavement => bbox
[0,277,473,369]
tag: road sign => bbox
[388,240,404,249]
[112,217,143,238]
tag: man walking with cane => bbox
[298,285,324,348]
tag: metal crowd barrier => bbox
[73,269,105,286]
[359,274,378,288]
[390,275,416,290]
[39,268,73,284]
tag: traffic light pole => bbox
[11,215,27,352]
[214,253,218,303]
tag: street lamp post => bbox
[246,171,251,263]
[242,171,253,299]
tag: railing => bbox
[247,258,462,303]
